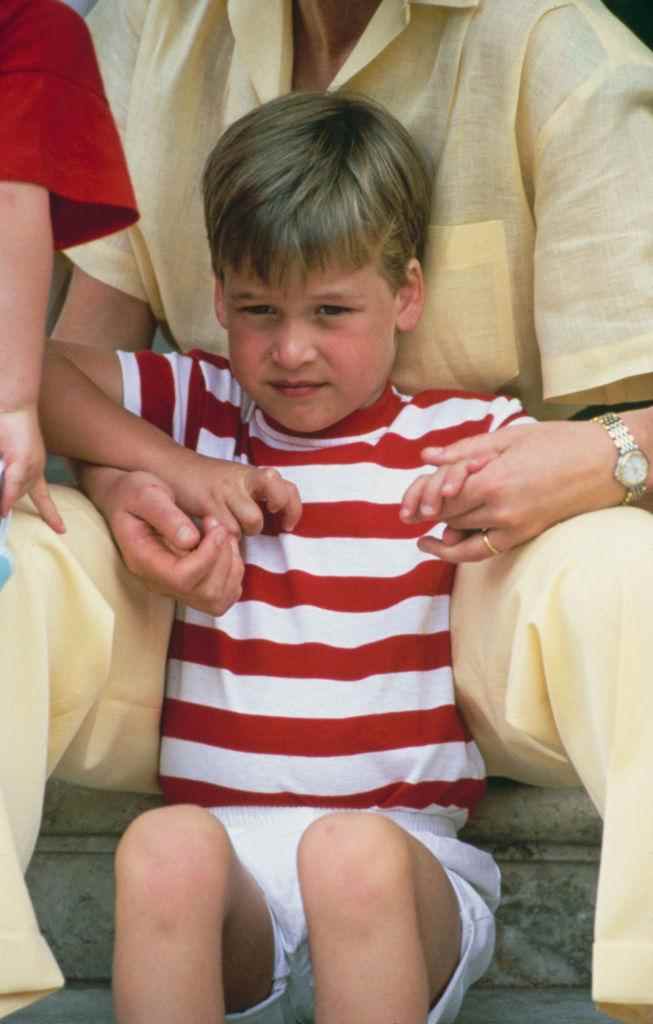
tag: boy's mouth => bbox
[272,381,325,398]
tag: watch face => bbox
[616,449,649,488]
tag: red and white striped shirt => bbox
[120,349,530,831]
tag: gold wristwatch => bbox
[593,412,649,504]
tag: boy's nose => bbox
[272,323,316,368]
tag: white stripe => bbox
[255,459,437,504]
[246,533,434,578]
[183,592,450,647]
[160,737,485,796]
[118,351,142,417]
[393,395,527,438]
[190,434,441,504]
[251,408,401,450]
[170,353,193,446]
[199,359,245,408]
[166,662,456,719]
[197,425,239,462]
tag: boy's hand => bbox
[173,453,302,537]
[400,457,486,525]
[0,406,65,532]
[97,469,244,615]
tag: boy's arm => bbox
[41,343,302,536]
[0,182,63,529]
[42,342,179,475]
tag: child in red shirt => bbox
[0,0,137,528]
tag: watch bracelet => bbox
[592,412,647,503]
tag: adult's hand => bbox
[81,466,244,615]
[416,419,629,562]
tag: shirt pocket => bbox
[392,220,519,395]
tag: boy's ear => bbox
[213,276,227,328]
[395,258,424,334]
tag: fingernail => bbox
[176,526,195,544]
[420,505,435,517]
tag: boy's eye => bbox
[317,305,350,317]
[241,305,275,316]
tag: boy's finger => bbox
[29,478,66,534]
[251,469,302,530]
[278,483,302,531]
[400,476,428,522]
[438,462,471,499]
[225,492,264,536]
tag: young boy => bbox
[41,93,532,1024]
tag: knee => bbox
[115,805,231,918]
[298,813,413,929]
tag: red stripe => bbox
[242,562,454,611]
[411,387,498,407]
[169,623,451,680]
[160,775,486,813]
[272,501,434,539]
[136,351,175,436]
[184,357,207,451]
[162,699,470,756]
[203,390,248,447]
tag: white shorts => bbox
[211,806,499,1024]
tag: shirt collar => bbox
[228,0,480,102]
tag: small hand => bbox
[173,454,302,538]
[400,455,490,524]
[95,469,244,614]
[0,406,64,531]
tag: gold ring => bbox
[481,530,500,557]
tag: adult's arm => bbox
[50,271,207,602]
[53,265,156,351]
[416,411,653,562]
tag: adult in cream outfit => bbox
[3,2,653,1021]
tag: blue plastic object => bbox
[0,462,13,589]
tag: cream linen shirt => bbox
[67,0,653,419]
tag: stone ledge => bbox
[42,778,601,844]
[5,986,615,1023]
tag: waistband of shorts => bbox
[210,805,458,840]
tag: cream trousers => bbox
[1,486,652,1021]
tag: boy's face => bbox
[214,259,423,434]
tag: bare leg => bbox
[112,805,275,1024]
[297,812,462,1023]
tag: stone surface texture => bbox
[6,986,616,1023]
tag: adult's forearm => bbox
[52,265,156,351]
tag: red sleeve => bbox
[0,0,138,249]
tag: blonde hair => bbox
[203,92,432,292]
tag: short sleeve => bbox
[118,349,197,446]
[524,7,653,406]
[0,0,138,249]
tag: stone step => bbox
[28,780,603,991]
[6,985,616,1023]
